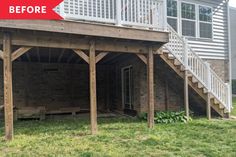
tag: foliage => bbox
[0,117,236,157]
[139,111,190,124]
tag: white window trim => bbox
[181,1,197,38]
[167,0,178,31]
[198,4,213,39]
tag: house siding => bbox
[230,7,236,80]
[170,0,229,60]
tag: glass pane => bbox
[181,2,195,20]
[200,23,212,38]
[199,6,212,22]
[182,20,196,37]
[167,0,177,17]
[167,18,178,31]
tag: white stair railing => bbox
[55,0,167,31]
[164,24,232,113]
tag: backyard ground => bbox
[232,96,236,116]
[0,116,236,157]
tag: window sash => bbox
[181,2,196,20]
[167,0,178,17]
[199,5,212,22]
[166,1,213,39]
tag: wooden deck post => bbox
[3,32,13,141]
[184,70,190,120]
[147,47,154,128]
[89,41,98,134]
[207,93,211,120]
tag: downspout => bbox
[226,0,233,111]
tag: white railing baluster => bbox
[116,0,122,25]
[164,24,231,113]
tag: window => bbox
[181,2,196,37]
[167,0,178,31]
[166,1,213,39]
[199,6,212,38]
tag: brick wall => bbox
[0,57,184,114]
[113,55,183,114]
[0,62,112,111]
[205,59,230,82]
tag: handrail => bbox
[55,0,167,31]
[164,24,231,112]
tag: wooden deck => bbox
[0,20,169,140]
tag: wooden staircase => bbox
[157,51,229,117]
[156,25,231,117]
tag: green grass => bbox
[0,117,236,157]
[232,97,236,116]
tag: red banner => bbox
[0,0,63,19]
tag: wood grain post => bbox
[3,32,14,141]
[147,47,154,128]
[184,70,190,120]
[207,93,211,120]
[89,41,98,134]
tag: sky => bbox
[230,0,236,7]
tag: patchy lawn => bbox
[0,117,236,157]
[232,97,236,116]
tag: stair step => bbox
[168,54,175,59]
[197,82,204,89]
[174,59,181,66]
[203,88,208,94]
[180,65,185,71]
[214,98,220,105]
[192,77,198,83]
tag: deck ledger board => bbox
[3,32,13,141]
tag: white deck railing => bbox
[55,0,167,30]
[164,25,232,113]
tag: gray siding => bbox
[170,0,229,60]
[230,7,236,80]
[187,0,229,60]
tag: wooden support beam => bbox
[207,93,211,120]
[73,49,89,64]
[147,47,154,128]
[184,70,190,120]
[95,52,108,63]
[3,32,14,141]
[11,47,32,62]
[89,41,98,134]
[0,50,3,60]
[136,54,147,64]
